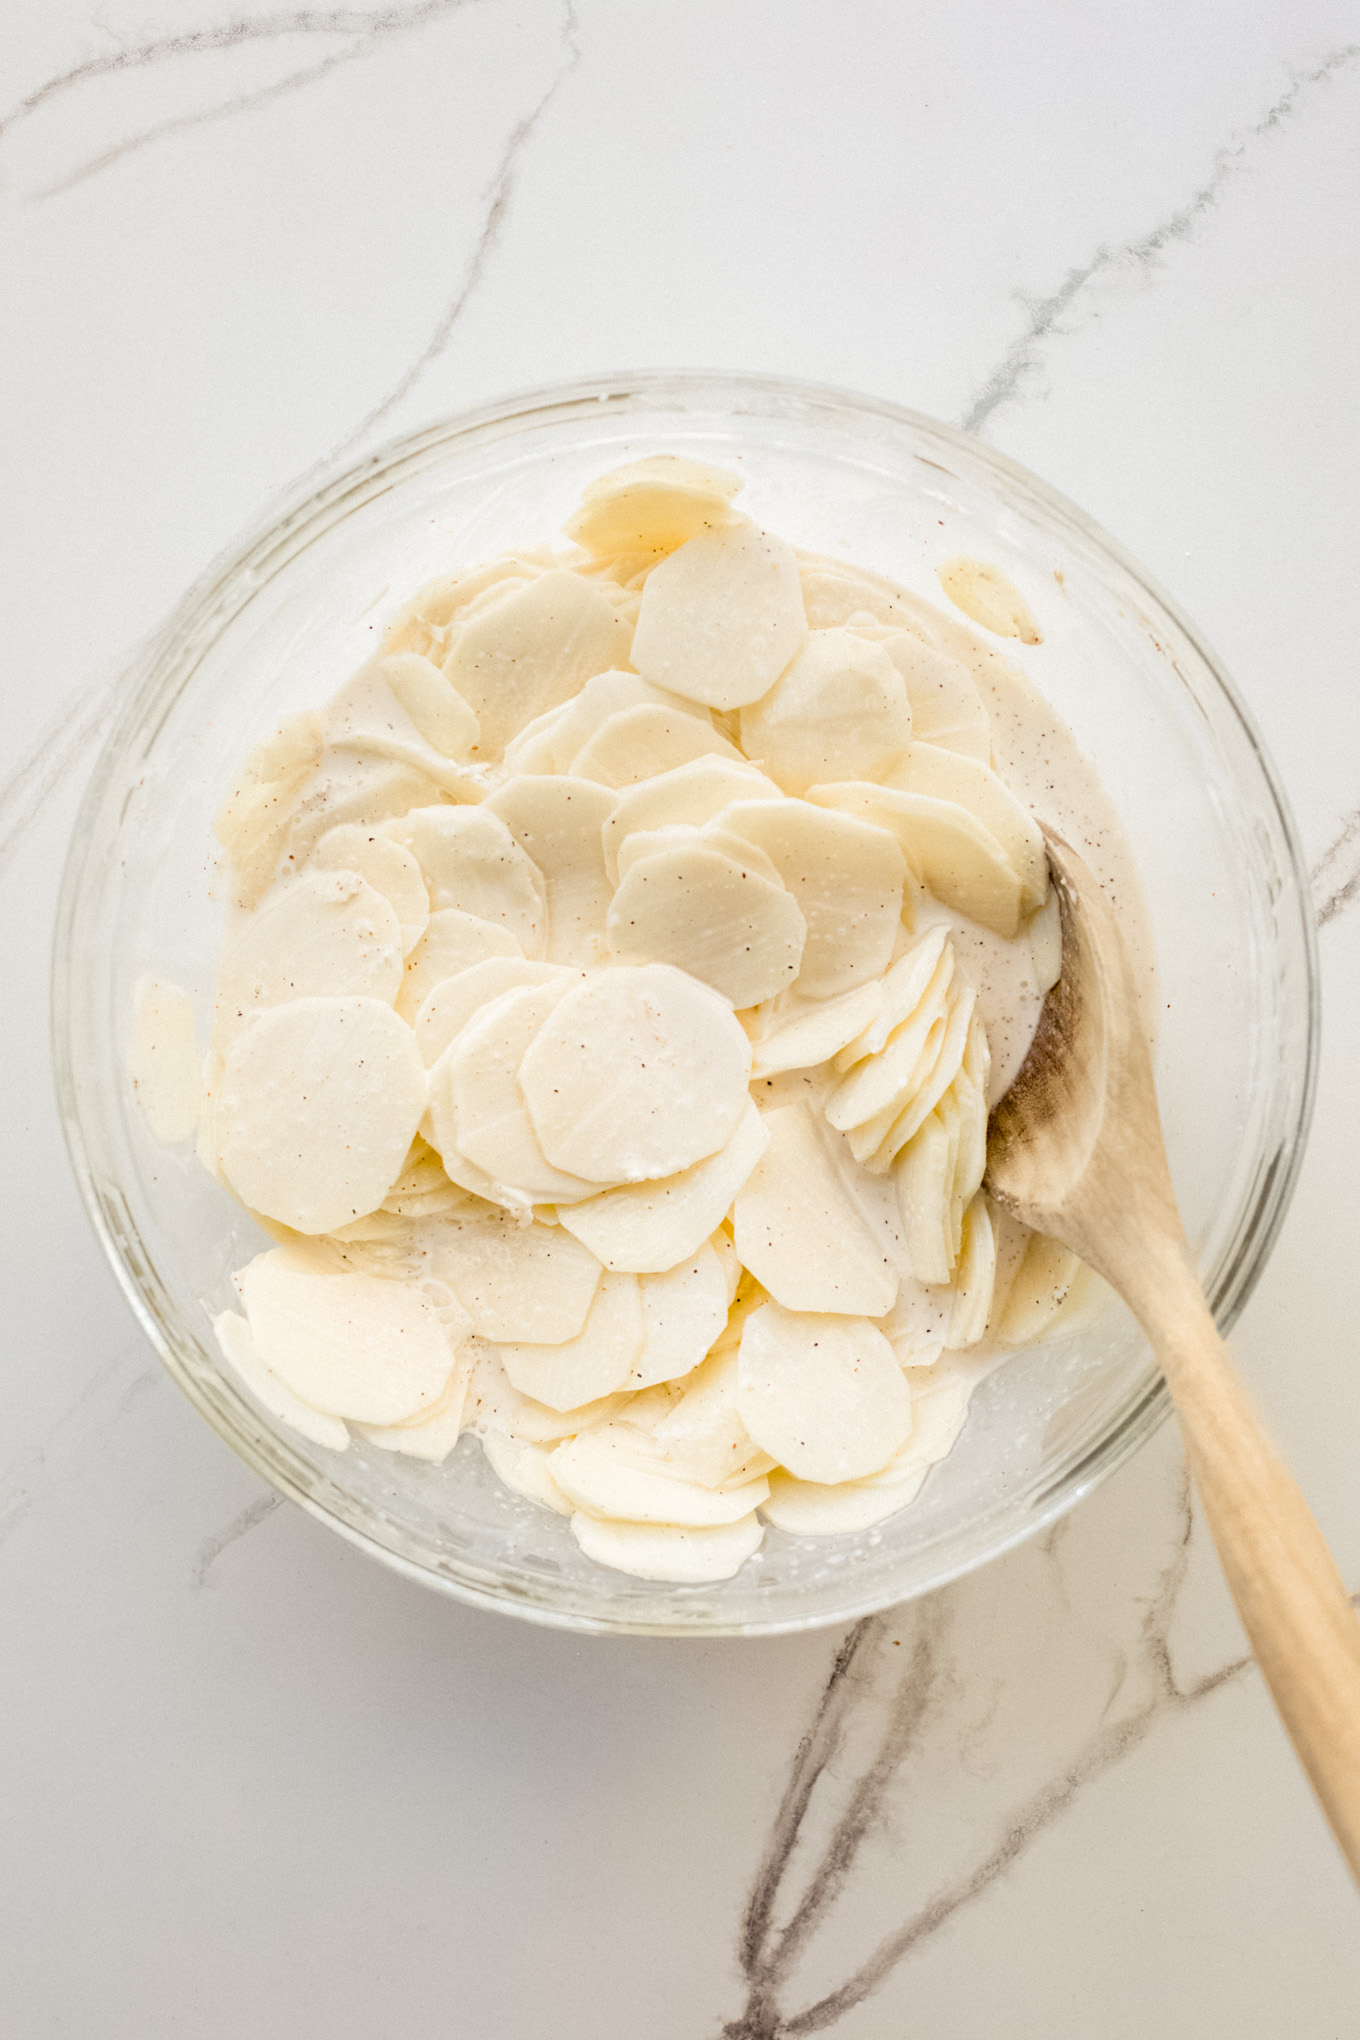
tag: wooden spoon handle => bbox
[1150,1272,1360,1876]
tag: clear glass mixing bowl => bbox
[52,372,1318,1636]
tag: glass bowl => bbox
[52,372,1318,1636]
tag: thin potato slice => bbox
[651,1347,773,1489]
[214,870,403,1051]
[601,757,782,881]
[568,702,743,788]
[946,1195,997,1349]
[555,1100,769,1272]
[443,569,634,757]
[218,996,427,1234]
[214,1308,351,1451]
[856,627,991,763]
[413,955,562,1065]
[733,1104,897,1316]
[759,1468,926,1535]
[313,824,430,956]
[564,455,743,556]
[631,524,808,710]
[533,670,695,777]
[739,628,912,794]
[715,798,904,998]
[466,1343,626,1442]
[631,1246,729,1389]
[280,752,447,879]
[383,555,548,660]
[736,1302,911,1483]
[521,964,751,1184]
[550,1426,769,1525]
[433,980,596,1204]
[432,1210,602,1343]
[938,556,1042,644]
[871,984,977,1169]
[748,981,882,1080]
[496,1270,644,1410]
[356,1361,470,1462]
[396,908,524,1024]
[996,1233,1083,1345]
[325,660,480,794]
[481,1430,572,1513]
[382,806,546,955]
[379,652,480,759]
[805,782,1021,938]
[570,1511,763,1583]
[239,1246,458,1425]
[894,1115,953,1285]
[835,925,951,1068]
[131,978,201,1144]
[606,842,806,1008]
[893,745,1047,912]
[214,712,325,907]
[826,954,954,1130]
[484,774,616,966]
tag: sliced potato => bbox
[739,628,912,794]
[280,752,447,880]
[239,1245,457,1425]
[380,652,480,759]
[805,782,1021,938]
[570,1510,763,1582]
[996,1232,1083,1345]
[550,1425,769,1525]
[946,1195,996,1349]
[432,1209,602,1343]
[131,978,201,1145]
[564,456,743,556]
[555,1099,769,1272]
[396,907,523,1023]
[383,555,548,660]
[218,996,427,1235]
[835,925,951,1068]
[568,702,744,788]
[484,774,617,966]
[650,1346,773,1488]
[521,964,751,1184]
[894,1114,952,1285]
[748,981,881,1080]
[606,841,806,1008]
[760,1467,926,1535]
[631,524,808,710]
[938,556,1042,644]
[214,1307,350,1451]
[481,1430,572,1512]
[631,1246,729,1389]
[826,953,954,1131]
[466,1342,626,1442]
[443,569,634,757]
[496,1269,644,1410]
[325,659,480,794]
[715,798,905,998]
[382,805,546,955]
[312,824,430,957]
[733,1104,897,1316]
[853,627,991,762]
[413,955,562,1065]
[736,1302,911,1483]
[431,979,595,1204]
[356,1360,470,1461]
[214,870,404,1052]
[601,757,782,881]
[893,745,1047,912]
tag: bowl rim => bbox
[51,367,1321,1636]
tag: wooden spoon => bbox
[987,826,1360,1877]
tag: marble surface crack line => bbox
[16,1,483,200]
[330,0,582,454]
[0,674,123,878]
[1311,804,1360,927]
[192,1492,283,1587]
[738,1616,886,1989]
[960,43,1360,435]
[0,2,474,147]
[0,1352,159,1556]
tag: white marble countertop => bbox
[4,4,1360,2031]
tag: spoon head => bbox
[985,827,1180,1273]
